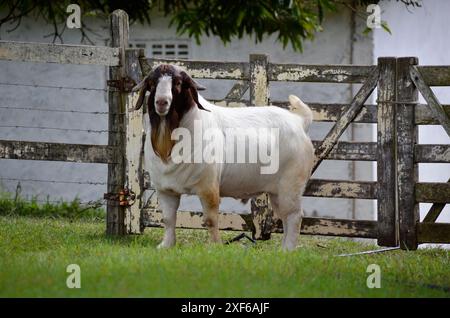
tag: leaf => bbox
[381,20,392,35]
[362,26,372,36]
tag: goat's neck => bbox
[178,104,203,132]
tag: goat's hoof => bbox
[157,241,175,249]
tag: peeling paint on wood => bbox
[142,209,250,231]
[140,58,248,80]
[305,179,377,199]
[312,67,379,173]
[0,140,116,163]
[107,10,128,236]
[0,40,120,66]
[141,209,378,239]
[123,49,144,234]
[397,57,419,250]
[124,92,144,234]
[249,54,274,240]
[376,57,397,247]
[415,182,450,203]
[415,144,450,163]
[410,66,450,137]
[422,177,449,223]
[225,81,249,100]
[415,104,450,124]
[269,64,375,83]
[417,66,450,86]
[311,141,376,161]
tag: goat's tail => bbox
[288,95,313,132]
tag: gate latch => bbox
[104,188,136,206]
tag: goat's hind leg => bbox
[157,190,180,249]
[277,193,304,251]
[198,187,221,244]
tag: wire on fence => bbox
[0,176,108,186]
[0,106,124,116]
[0,124,124,134]
[0,82,108,92]
[12,197,107,206]
[0,181,112,210]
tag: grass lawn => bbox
[0,216,449,297]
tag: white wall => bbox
[374,0,450,223]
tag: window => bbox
[129,41,190,59]
[151,42,190,59]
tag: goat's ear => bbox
[194,81,206,91]
[132,75,152,110]
[181,71,210,112]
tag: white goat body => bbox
[134,65,314,250]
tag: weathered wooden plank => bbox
[269,64,376,83]
[417,66,450,86]
[415,182,450,203]
[312,66,379,172]
[415,144,450,163]
[377,57,398,247]
[107,10,128,236]
[140,57,249,80]
[422,203,446,223]
[282,217,378,238]
[417,223,450,243]
[422,177,449,223]
[311,141,376,161]
[123,49,144,234]
[225,81,249,100]
[410,66,450,136]
[141,210,378,238]
[0,40,120,66]
[305,179,377,199]
[415,104,450,124]
[397,57,420,250]
[249,54,273,240]
[142,210,251,232]
[0,140,115,163]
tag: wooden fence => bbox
[0,10,449,250]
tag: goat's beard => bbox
[150,108,180,162]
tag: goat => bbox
[133,64,315,250]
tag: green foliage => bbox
[0,1,422,51]
[0,192,105,221]
[0,0,421,51]
[0,0,420,51]
[0,216,448,297]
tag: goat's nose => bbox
[156,99,169,107]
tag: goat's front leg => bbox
[198,186,221,243]
[157,190,180,249]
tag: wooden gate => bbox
[119,44,450,250]
[124,54,384,242]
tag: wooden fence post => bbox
[123,48,145,234]
[397,57,419,250]
[376,57,398,246]
[249,54,273,240]
[106,10,129,235]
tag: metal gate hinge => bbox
[107,77,135,92]
[104,188,136,207]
